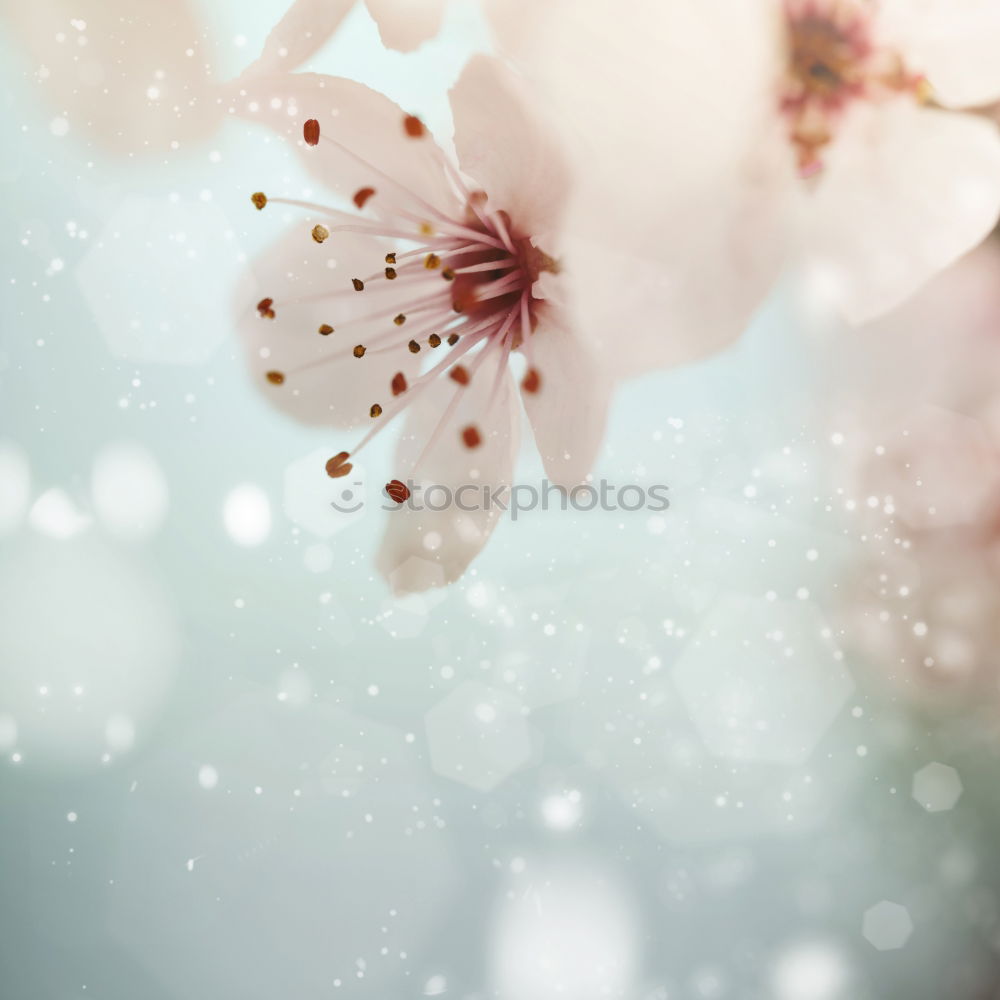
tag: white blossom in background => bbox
[832,239,1000,706]
[493,0,1000,330]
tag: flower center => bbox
[252,115,554,498]
[781,1,928,175]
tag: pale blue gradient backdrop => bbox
[1,4,998,999]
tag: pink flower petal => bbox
[232,72,459,218]
[237,225,421,428]
[449,54,571,240]
[490,0,791,374]
[805,100,1000,323]
[879,0,1000,108]
[1,0,217,154]
[244,0,356,76]
[376,364,520,592]
[364,0,448,52]
[520,318,612,489]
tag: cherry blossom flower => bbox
[234,56,627,590]
[491,0,1000,325]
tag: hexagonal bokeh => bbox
[284,448,368,538]
[108,693,458,998]
[76,195,252,365]
[912,762,963,813]
[672,596,854,764]
[862,901,914,951]
[425,681,533,791]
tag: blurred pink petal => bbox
[0,0,217,153]
[806,101,1000,322]
[364,0,448,52]
[244,0,356,76]
[376,368,520,592]
[830,239,1000,704]
[879,0,1000,108]
[494,0,1000,327]
[520,317,612,490]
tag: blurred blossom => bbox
[494,0,1000,327]
[0,0,375,155]
[256,0,454,58]
[832,238,1000,704]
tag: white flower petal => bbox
[244,0,356,76]
[879,0,1000,107]
[805,101,1000,323]
[450,54,571,240]
[376,360,520,592]
[521,317,612,489]
[364,0,447,52]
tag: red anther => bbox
[303,119,320,145]
[385,479,411,503]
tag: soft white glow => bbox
[772,940,850,1000]
[491,859,638,1000]
[91,442,169,540]
[222,483,272,547]
[29,488,91,539]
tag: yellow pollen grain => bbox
[311,224,330,244]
